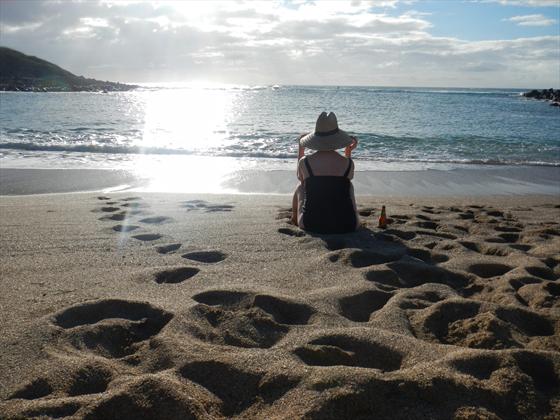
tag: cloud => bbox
[504,14,557,26]
[483,0,560,6]
[0,0,558,87]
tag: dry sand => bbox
[0,192,559,419]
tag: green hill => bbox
[0,47,137,92]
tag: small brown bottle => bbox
[378,205,387,228]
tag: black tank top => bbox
[301,157,357,234]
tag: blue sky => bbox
[1,0,559,87]
[402,1,559,40]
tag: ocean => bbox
[1,85,559,174]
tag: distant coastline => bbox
[0,47,137,92]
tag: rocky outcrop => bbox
[0,47,137,92]
[523,88,560,106]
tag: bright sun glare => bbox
[132,86,242,193]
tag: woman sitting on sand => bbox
[292,112,359,233]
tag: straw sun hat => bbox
[299,112,353,151]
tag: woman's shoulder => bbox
[307,150,348,160]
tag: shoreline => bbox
[1,165,559,196]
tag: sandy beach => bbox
[1,188,559,419]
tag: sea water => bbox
[1,85,559,173]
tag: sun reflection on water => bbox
[129,87,240,192]
[139,87,234,151]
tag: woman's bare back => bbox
[298,150,354,180]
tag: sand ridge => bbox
[0,194,559,419]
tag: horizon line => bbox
[125,82,557,91]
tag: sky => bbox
[1,0,559,88]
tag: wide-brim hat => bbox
[300,111,352,151]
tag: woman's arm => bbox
[297,133,306,181]
[344,136,358,158]
[297,133,306,159]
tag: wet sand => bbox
[0,192,559,419]
[0,168,143,195]
[2,165,559,195]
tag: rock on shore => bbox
[523,88,560,106]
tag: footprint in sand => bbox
[276,207,292,220]
[363,269,402,290]
[178,361,266,417]
[183,199,206,205]
[515,280,560,309]
[485,210,504,218]
[509,276,543,292]
[9,361,115,401]
[451,224,470,234]
[156,243,182,254]
[543,257,560,270]
[525,266,557,281]
[182,250,227,263]
[414,230,457,240]
[409,299,554,350]
[407,247,449,264]
[448,353,503,380]
[121,202,148,209]
[421,207,441,215]
[501,232,521,242]
[467,263,513,278]
[322,237,350,251]
[377,258,470,289]
[459,241,511,257]
[278,227,306,237]
[154,267,200,284]
[139,216,172,224]
[494,226,522,233]
[510,244,532,252]
[415,214,434,222]
[183,290,315,348]
[411,220,439,230]
[98,206,120,213]
[328,247,405,268]
[381,229,416,241]
[358,208,376,217]
[338,289,393,322]
[50,299,173,358]
[133,233,162,241]
[512,352,559,393]
[388,214,409,225]
[395,289,451,310]
[181,200,234,213]
[127,209,149,216]
[205,204,234,212]
[294,335,403,371]
[99,212,127,222]
[112,224,139,232]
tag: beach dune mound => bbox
[50,299,174,359]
